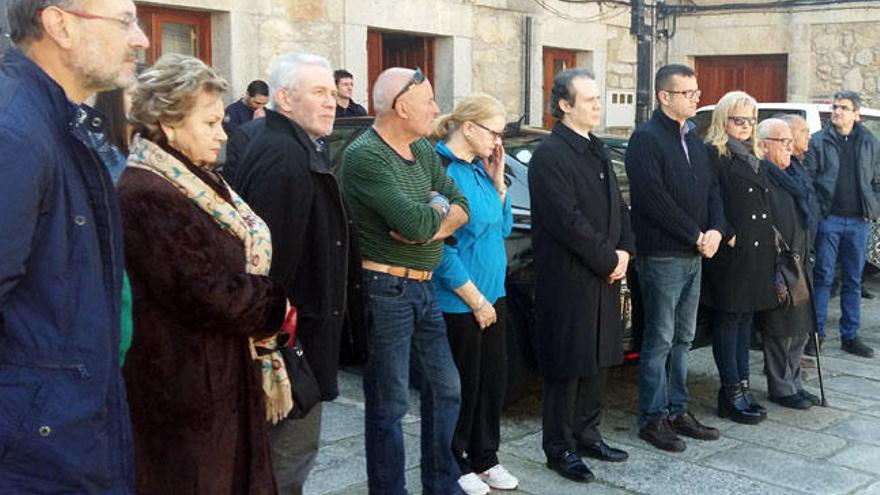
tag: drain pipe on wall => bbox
[522,16,533,127]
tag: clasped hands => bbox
[696,229,723,258]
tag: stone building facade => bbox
[658,1,880,107]
[135,0,637,131]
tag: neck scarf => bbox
[127,135,293,423]
[726,136,761,174]
[766,158,817,231]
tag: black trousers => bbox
[542,368,608,460]
[443,298,507,474]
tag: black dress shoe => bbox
[546,450,595,482]
[769,393,813,409]
[577,440,629,462]
[841,336,875,358]
[798,389,821,406]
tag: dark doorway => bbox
[543,47,578,128]
[366,30,435,115]
[695,54,788,106]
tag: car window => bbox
[758,108,806,122]
[861,115,880,137]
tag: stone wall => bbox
[811,22,880,107]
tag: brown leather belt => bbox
[362,260,433,281]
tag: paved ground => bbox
[305,278,880,495]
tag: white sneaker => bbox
[458,473,491,495]
[479,464,519,490]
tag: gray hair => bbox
[268,53,332,109]
[371,67,415,115]
[776,113,807,126]
[129,53,228,142]
[549,68,594,120]
[833,90,862,111]
[757,118,788,141]
[8,0,75,44]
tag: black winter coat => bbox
[756,164,816,338]
[528,123,636,378]
[702,146,778,313]
[225,110,367,400]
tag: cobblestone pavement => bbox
[305,279,880,495]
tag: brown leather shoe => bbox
[639,417,686,452]
[670,410,720,440]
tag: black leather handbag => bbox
[277,333,321,420]
[772,227,810,308]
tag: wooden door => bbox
[137,5,212,66]
[366,30,435,115]
[695,54,787,106]
[543,48,577,128]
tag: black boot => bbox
[717,384,765,425]
[740,379,767,417]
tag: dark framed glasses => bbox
[728,116,757,127]
[472,121,505,140]
[662,88,701,100]
[764,137,794,147]
[391,68,425,109]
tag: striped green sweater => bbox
[340,128,469,271]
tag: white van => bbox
[693,102,880,138]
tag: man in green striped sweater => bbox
[341,67,470,495]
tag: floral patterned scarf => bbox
[127,134,293,423]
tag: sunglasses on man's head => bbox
[391,68,425,109]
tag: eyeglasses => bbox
[764,137,794,147]
[391,68,426,109]
[472,121,505,140]
[38,7,140,31]
[728,116,757,127]
[662,89,701,100]
[832,103,855,112]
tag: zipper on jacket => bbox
[34,363,91,379]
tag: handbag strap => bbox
[771,225,792,253]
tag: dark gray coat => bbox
[702,146,779,313]
[804,122,880,220]
[529,123,635,379]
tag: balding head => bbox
[372,68,418,115]
[778,114,810,158]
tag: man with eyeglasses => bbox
[528,68,634,483]
[625,64,725,452]
[340,67,470,495]
[0,0,148,492]
[805,90,880,358]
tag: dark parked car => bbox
[327,118,641,406]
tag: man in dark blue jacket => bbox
[625,64,725,453]
[805,90,880,358]
[0,0,148,492]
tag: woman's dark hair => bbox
[94,88,130,156]
[246,80,269,97]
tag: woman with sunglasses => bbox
[431,94,519,495]
[702,91,778,425]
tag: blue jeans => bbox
[813,215,869,341]
[637,256,702,428]
[362,270,463,495]
[710,311,753,386]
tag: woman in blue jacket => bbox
[432,94,517,495]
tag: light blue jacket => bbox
[433,141,513,313]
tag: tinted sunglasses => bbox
[728,116,757,127]
[391,68,425,109]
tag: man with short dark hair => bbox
[530,68,634,483]
[341,67,470,495]
[334,68,367,117]
[805,90,880,358]
[0,0,148,490]
[223,79,270,134]
[625,64,725,452]
[226,53,365,495]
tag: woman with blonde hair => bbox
[702,91,777,425]
[118,54,292,494]
[431,93,518,495]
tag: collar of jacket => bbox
[434,139,488,175]
[552,121,609,161]
[3,48,82,135]
[651,108,694,140]
[264,108,328,172]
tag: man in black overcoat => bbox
[528,68,636,483]
[224,53,366,495]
